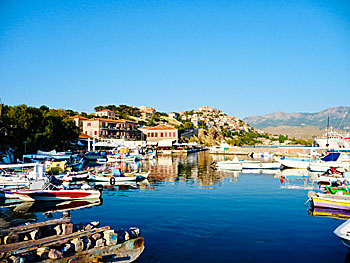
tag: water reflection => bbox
[13,199,103,214]
[308,207,350,220]
[1,151,347,263]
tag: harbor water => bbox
[1,151,348,262]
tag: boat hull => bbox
[280,160,311,169]
[215,162,242,170]
[242,162,281,169]
[12,190,102,201]
[312,194,350,210]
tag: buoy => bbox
[110,177,116,185]
[280,176,284,184]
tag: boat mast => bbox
[326,116,329,147]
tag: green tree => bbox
[0,104,80,154]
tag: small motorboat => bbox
[334,219,350,248]
[89,172,150,184]
[308,191,350,210]
[55,171,90,181]
[211,156,242,170]
[212,156,280,170]
[66,157,85,170]
[11,189,102,201]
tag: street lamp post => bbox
[23,141,27,154]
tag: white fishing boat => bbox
[308,152,350,172]
[213,156,280,170]
[314,128,350,149]
[334,219,350,248]
[213,157,242,170]
[0,163,47,191]
[89,172,150,184]
[55,171,90,181]
[309,169,349,184]
[308,162,346,172]
[278,156,316,169]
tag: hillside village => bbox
[71,105,311,147]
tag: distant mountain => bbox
[243,106,350,130]
[262,126,325,139]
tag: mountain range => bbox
[243,106,350,131]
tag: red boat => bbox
[11,189,102,201]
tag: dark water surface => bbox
[1,152,348,262]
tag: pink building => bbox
[83,118,140,140]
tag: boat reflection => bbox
[13,198,103,214]
[308,207,350,220]
[280,176,318,190]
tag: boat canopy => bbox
[321,152,341,162]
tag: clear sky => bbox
[1,0,349,118]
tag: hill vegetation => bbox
[0,104,80,155]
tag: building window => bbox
[94,131,97,135]
[160,133,163,137]
[87,123,91,127]
[173,132,176,137]
[148,133,150,137]
[85,131,87,135]
[151,132,154,137]
[165,133,167,137]
[155,133,158,137]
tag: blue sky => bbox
[1,0,349,118]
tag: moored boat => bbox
[334,219,350,248]
[0,163,48,191]
[309,191,350,210]
[55,171,90,181]
[279,156,315,169]
[11,189,102,201]
[89,172,150,184]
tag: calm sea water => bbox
[1,152,349,262]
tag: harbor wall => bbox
[209,147,327,157]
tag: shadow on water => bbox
[345,252,350,263]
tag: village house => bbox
[71,115,88,131]
[82,118,140,140]
[197,106,222,114]
[138,106,156,119]
[142,124,178,144]
[93,109,117,120]
[168,112,179,119]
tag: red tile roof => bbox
[79,132,93,139]
[71,115,89,120]
[83,118,137,124]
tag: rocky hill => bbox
[243,106,350,130]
